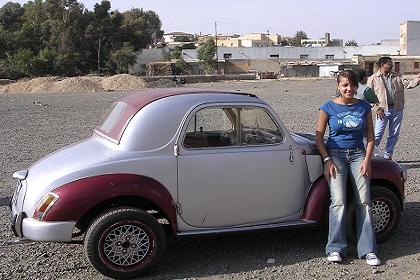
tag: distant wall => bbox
[280,65,319,77]
[143,74,256,84]
[224,59,283,74]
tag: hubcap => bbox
[372,199,391,233]
[103,224,150,266]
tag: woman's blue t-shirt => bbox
[320,99,371,149]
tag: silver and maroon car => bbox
[10,88,406,279]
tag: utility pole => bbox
[215,21,219,74]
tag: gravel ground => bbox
[1,79,419,280]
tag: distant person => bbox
[355,69,378,104]
[316,69,380,266]
[367,57,420,160]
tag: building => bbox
[163,32,195,48]
[400,21,420,55]
[216,34,241,47]
[240,33,281,47]
[210,44,400,61]
[215,33,281,48]
[301,33,343,47]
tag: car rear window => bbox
[100,102,127,132]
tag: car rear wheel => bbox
[84,207,166,279]
[347,186,401,243]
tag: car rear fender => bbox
[43,174,177,233]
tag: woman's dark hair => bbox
[355,69,368,83]
[337,69,358,87]
[377,56,392,67]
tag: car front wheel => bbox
[84,207,166,279]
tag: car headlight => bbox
[33,192,59,221]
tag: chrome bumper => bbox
[11,213,76,242]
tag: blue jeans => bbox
[374,107,403,156]
[326,148,377,258]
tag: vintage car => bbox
[10,88,406,279]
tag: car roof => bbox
[119,87,258,110]
[95,88,259,143]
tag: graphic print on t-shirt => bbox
[336,111,363,131]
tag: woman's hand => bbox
[324,160,339,181]
[360,159,371,177]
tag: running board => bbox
[177,220,317,236]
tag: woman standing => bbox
[315,69,380,266]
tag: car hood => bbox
[291,133,319,155]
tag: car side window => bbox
[184,107,238,148]
[240,108,283,145]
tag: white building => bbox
[163,32,194,44]
[400,21,420,55]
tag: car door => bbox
[177,105,308,228]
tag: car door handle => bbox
[289,145,294,162]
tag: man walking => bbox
[368,56,420,160]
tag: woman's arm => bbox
[316,110,338,180]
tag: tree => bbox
[0,0,164,78]
[170,43,195,60]
[0,2,24,32]
[109,42,137,73]
[121,8,164,50]
[175,56,188,74]
[85,0,115,72]
[197,38,216,74]
[279,39,290,46]
[345,39,358,46]
[174,35,192,42]
[3,48,34,78]
[290,30,308,47]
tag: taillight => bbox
[33,193,59,221]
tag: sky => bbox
[3,0,420,45]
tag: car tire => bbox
[347,186,401,243]
[84,207,166,279]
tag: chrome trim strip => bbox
[94,129,119,144]
[177,220,316,236]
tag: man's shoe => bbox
[366,253,381,266]
[327,252,342,262]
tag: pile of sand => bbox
[102,74,148,91]
[5,77,58,93]
[51,76,103,93]
[1,74,148,94]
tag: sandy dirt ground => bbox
[0,79,419,279]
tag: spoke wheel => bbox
[84,208,166,279]
[100,222,151,267]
